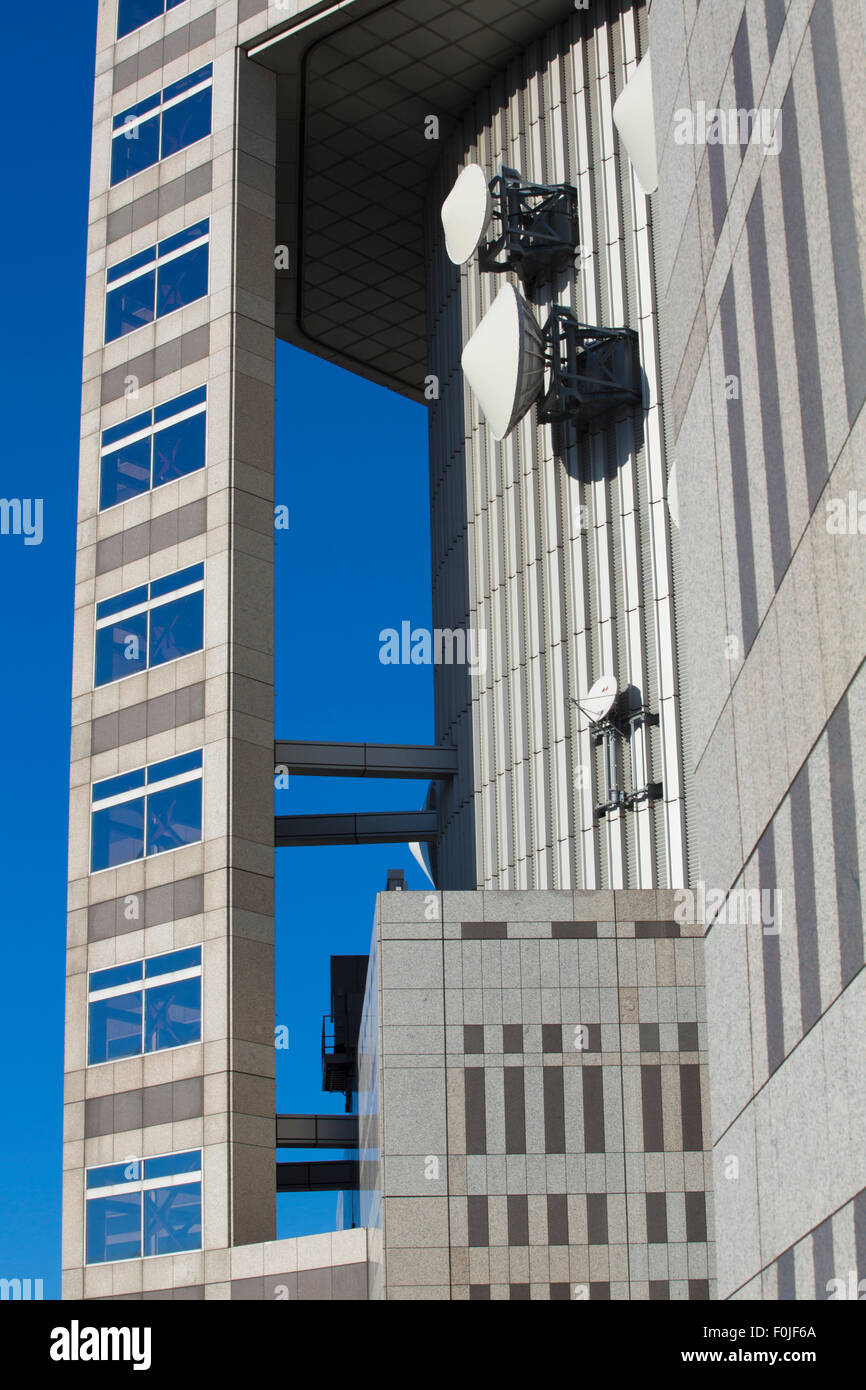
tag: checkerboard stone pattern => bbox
[358,889,714,1300]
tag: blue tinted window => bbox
[91,798,145,872]
[88,950,201,1063]
[89,991,143,1065]
[87,1161,140,1190]
[100,388,206,510]
[86,1193,142,1264]
[161,86,211,159]
[157,242,208,317]
[112,94,162,132]
[154,385,206,424]
[106,269,156,343]
[95,567,203,687]
[86,1149,201,1265]
[145,975,201,1052]
[90,961,143,992]
[160,221,208,257]
[100,435,151,508]
[148,749,202,783]
[92,767,146,802]
[96,586,149,621]
[144,1150,201,1180]
[148,591,203,668]
[95,612,148,686]
[103,409,152,446]
[107,246,155,284]
[144,1182,202,1257]
[110,114,160,184]
[117,0,187,40]
[147,777,202,856]
[145,946,201,977]
[92,753,202,872]
[163,68,210,102]
[150,563,203,599]
[103,411,149,447]
[105,225,208,343]
[110,68,211,186]
[152,410,206,488]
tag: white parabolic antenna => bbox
[612,52,658,195]
[441,164,494,265]
[583,673,618,723]
[461,283,546,441]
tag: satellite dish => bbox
[461,284,546,440]
[409,840,435,887]
[612,53,658,195]
[582,674,618,723]
[441,164,494,265]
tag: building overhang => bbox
[246,0,577,401]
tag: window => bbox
[105,220,209,343]
[86,1150,202,1264]
[91,750,203,872]
[88,947,202,1065]
[111,67,212,185]
[100,386,206,510]
[95,563,204,686]
[117,0,188,41]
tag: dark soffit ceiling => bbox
[249,0,579,400]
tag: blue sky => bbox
[0,5,430,1293]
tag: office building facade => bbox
[649,0,866,1300]
[63,0,864,1300]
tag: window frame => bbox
[104,220,210,344]
[99,386,208,512]
[93,562,205,688]
[116,0,189,42]
[110,65,213,187]
[90,750,204,875]
[84,1148,203,1266]
[86,946,203,1067]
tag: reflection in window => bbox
[90,750,202,872]
[88,947,202,1065]
[95,563,204,686]
[86,1151,202,1264]
[105,221,209,343]
[111,67,212,185]
[144,1181,202,1258]
[100,387,206,510]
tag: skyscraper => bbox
[64,0,865,1301]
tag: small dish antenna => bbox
[460,284,642,442]
[461,283,546,440]
[580,674,618,724]
[441,162,581,288]
[573,674,623,815]
[440,164,494,265]
[572,675,663,818]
